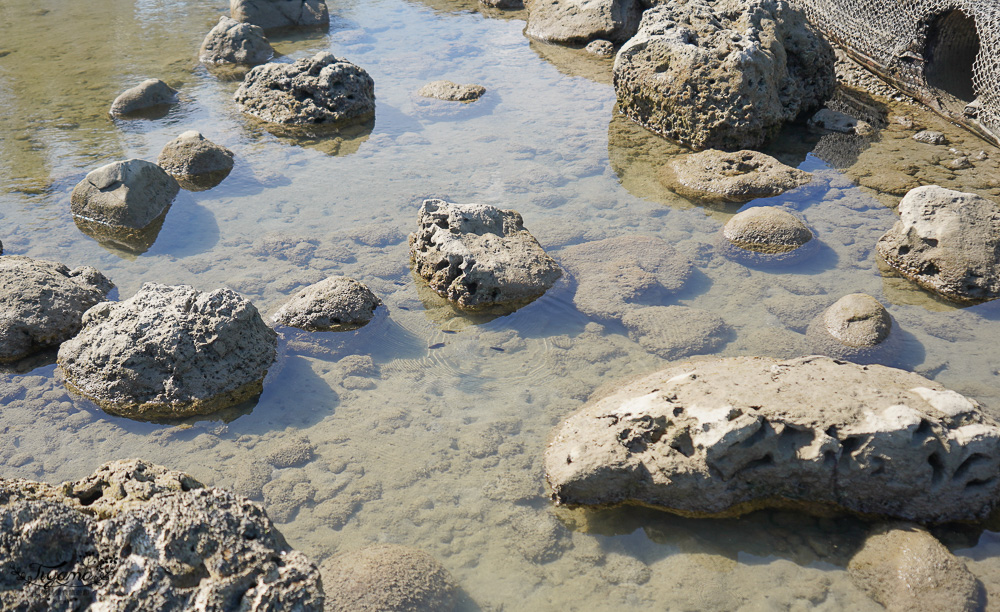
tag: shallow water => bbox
[3,0,1000,609]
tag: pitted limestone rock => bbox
[524,0,644,45]
[230,0,329,29]
[661,150,812,203]
[199,16,273,65]
[272,276,381,331]
[545,355,1000,522]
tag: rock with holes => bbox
[109,79,178,117]
[272,276,381,331]
[0,459,324,611]
[230,0,329,29]
[71,159,180,230]
[806,294,899,364]
[408,199,561,310]
[524,0,644,45]
[876,186,1000,304]
[614,0,835,150]
[545,355,1000,523]
[661,150,812,203]
[234,52,375,127]
[199,16,274,65]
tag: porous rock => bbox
[109,79,178,117]
[621,305,729,360]
[272,276,381,331]
[913,130,947,145]
[230,0,329,29]
[409,199,562,309]
[0,256,113,363]
[157,131,235,191]
[234,52,375,127]
[264,436,316,468]
[545,355,1000,522]
[806,294,897,363]
[876,186,1000,304]
[585,39,615,57]
[723,206,813,255]
[614,0,835,150]
[662,149,812,203]
[70,159,180,230]
[417,80,485,102]
[199,16,274,65]
[524,0,643,45]
[57,283,277,420]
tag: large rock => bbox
[613,0,835,150]
[70,159,180,230]
[230,0,329,29]
[157,131,235,191]
[524,0,643,45]
[272,276,381,331]
[722,206,814,258]
[0,459,324,611]
[199,16,274,65]
[234,52,375,127]
[876,185,1000,304]
[109,79,178,117]
[57,283,277,420]
[0,256,113,363]
[621,305,729,359]
[545,355,1000,523]
[661,149,812,203]
[409,199,562,309]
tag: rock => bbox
[621,305,729,360]
[524,0,643,45]
[70,159,180,230]
[913,130,947,145]
[57,283,277,420]
[809,108,866,134]
[944,156,972,171]
[321,544,458,612]
[109,79,178,117]
[157,131,235,191]
[480,0,522,8]
[0,256,113,363]
[614,1,835,150]
[723,206,813,256]
[806,294,897,363]
[848,524,981,612]
[408,199,561,310]
[662,150,812,203]
[272,276,381,331]
[545,355,1000,523]
[558,235,692,319]
[876,186,1000,304]
[264,436,315,468]
[417,80,485,102]
[0,460,323,611]
[230,0,329,29]
[234,52,375,127]
[200,16,273,65]
[585,39,615,57]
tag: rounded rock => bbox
[199,16,274,65]
[70,159,180,230]
[806,294,898,364]
[157,131,235,191]
[417,80,485,102]
[585,39,615,57]
[272,276,381,332]
[524,0,643,45]
[723,206,813,255]
[109,79,178,117]
[663,149,812,203]
[230,0,329,30]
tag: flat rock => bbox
[723,206,813,255]
[0,256,113,363]
[57,283,277,420]
[876,186,1000,304]
[621,305,729,359]
[109,79,178,117]
[417,80,485,102]
[809,108,870,135]
[157,131,234,191]
[272,276,381,331]
[199,15,274,65]
[662,150,812,203]
[913,130,947,145]
[230,0,329,29]
[70,159,180,230]
[524,0,643,45]
[545,355,1000,522]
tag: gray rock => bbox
[876,186,1000,304]
[321,544,458,612]
[157,131,234,191]
[264,436,316,468]
[109,79,178,117]
[272,276,381,331]
[199,16,274,65]
[524,0,643,45]
[913,130,947,145]
[417,80,485,102]
[480,0,522,8]
[545,355,1000,523]
[723,206,813,255]
[585,39,615,57]
[57,283,277,420]
[621,305,729,360]
[409,199,561,309]
[662,150,812,203]
[230,0,329,29]
[806,294,897,364]
[809,108,871,135]
[234,52,375,127]
[614,1,835,150]
[70,159,180,230]
[848,523,981,612]
[0,256,113,363]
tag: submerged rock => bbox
[417,80,485,102]
[585,39,615,57]
[806,294,897,364]
[524,0,643,45]
[199,16,274,65]
[70,159,179,230]
[109,79,178,117]
[621,305,729,360]
[809,108,871,135]
[662,149,812,203]
[272,276,381,331]
[57,283,277,420]
[722,206,813,258]
[0,256,113,363]
[409,199,561,310]
[545,355,1000,523]
[230,0,329,29]
[157,131,235,191]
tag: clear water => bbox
[2,0,1000,609]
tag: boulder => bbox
[57,283,277,420]
[661,150,812,203]
[0,256,113,363]
[157,131,235,191]
[524,0,643,45]
[230,0,329,29]
[70,159,180,230]
[806,294,897,363]
[722,206,813,260]
[417,80,486,102]
[234,52,375,127]
[613,0,835,150]
[109,79,178,117]
[272,276,381,331]
[199,16,274,65]
[876,186,1000,304]
[409,199,561,310]
[545,355,1000,523]
[621,305,729,359]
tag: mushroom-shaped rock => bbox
[409,199,562,310]
[234,52,375,127]
[70,159,179,230]
[157,131,235,191]
[723,206,813,260]
[0,256,114,363]
[806,294,897,363]
[621,305,729,360]
[199,16,274,65]
[272,276,381,331]
[662,150,812,203]
[417,80,485,102]
[57,283,277,420]
[321,544,458,612]
[524,0,643,45]
[545,355,1000,523]
[109,79,178,117]
[876,186,1000,304]
[230,0,329,29]
[614,1,835,150]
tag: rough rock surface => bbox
[0,256,113,363]
[272,276,381,331]
[621,305,729,360]
[558,235,692,320]
[585,39,615,57]
[662,150,812,203]
[321,544,458,612]
[545,355,1000,523]
[109,79,178,117]
[70,159,180,230]
[524,0,643,45]
[0,459,324,611]
[723,206,813,254]
[234,52,375,127]
[57,283,277,420]
[614,1,835,150]
[806,294,897,363]
[481,0,523,8]
[848,523,981,612]
[409,199,561,309]
[876,186,1000,304]
[230,0,329,29]
[417,80,485,102]
[157,131,235,190]
[809,108,871,135]
[913,130,947,145]
[199,16,274,65]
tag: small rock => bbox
[621,305,729,360]
[806,294,897,364]
[585,39,615,57]
[662,150,812,203]
[480,0,523,7]
[232,460,272,499]
[200,15,273,64]
[230,0,329,29]
[70,159,179,230]
[809,108,862,134]
[417,80,485,102]
[723,206,813,255]
[321,545,458,612]
[524,0,643,45]
[157,131,235,191]
[893,115,914,129]
[913,130,947,145]
[944,156,973,171]
[272,276,381,331]
[264,436,316,468]
[339,354,378,377]
[109,79,178,117]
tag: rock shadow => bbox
[240,115,375,156]
[529,40,614,85]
